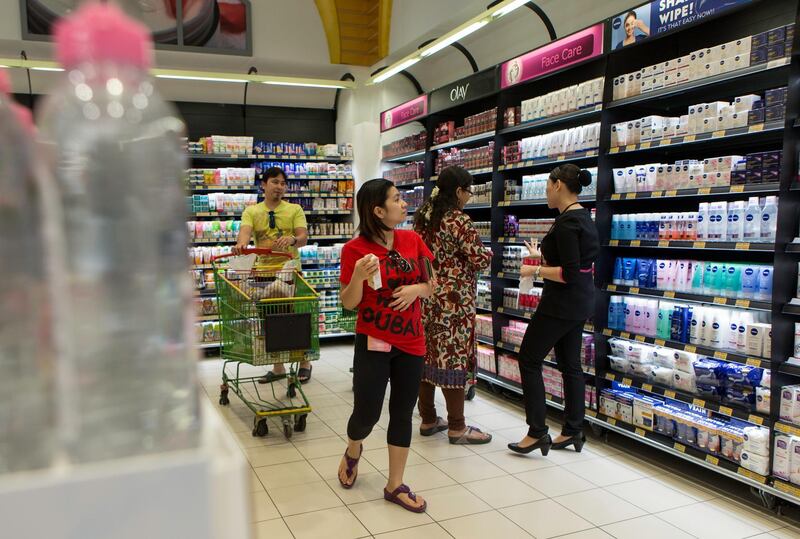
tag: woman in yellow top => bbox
[233,167,311,383]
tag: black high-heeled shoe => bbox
[551,433,586,452]
[508,434,552,456]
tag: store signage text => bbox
[380,95,428,132]
[450,83,470,102]
[500,23,605,88]
[428,68,498,114]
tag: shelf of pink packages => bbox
[607,122,784,155]
[498,150,598,172]
[476,370,567,410]
[607,183,779,201]
[430,131,496,152]
[188,153,353,163]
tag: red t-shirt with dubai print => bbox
[340,230,433,357]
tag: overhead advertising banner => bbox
[500,23,605,89]
[428,68,498,114]
[610,0,756,50]
[380,95,428,132]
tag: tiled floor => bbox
[199,344,800,539]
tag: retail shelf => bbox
[320,332,355,340]
[188,185,257,192]
[783,303,800,316]
[476,306,493,314]
[302,258,341,266]
[606,239,775,252]
[463,203,492,210]
[193,289,216,297]
[585,411,770,487]
[496,306,533,319]
[498,194,595,207]
[191,212,240,218]
[307,283,339,290]
[494,272,521,280]
[787,243,800,254]
[476,371,566,410]
[314,235,353,241]
[197,342,221,349]
[607,183,780,201]
[477,336,494,346]
[480,236,492,243]
[498,105,603,137]
[430,131,496,152]
[496,237,526,244]
[608,58,791,109]
[496,341,521,354]
[286,176,354,180]
[600,327,771,369]
[602,371,769,425]
[284,193,353,199]
[392,179,426,188]
[196,314,220,322]
[604,284,772,312]
[382,149,426,163]
[188,153,353,163]
[192,239,236,245]
[499,150,598,172]
[305,210,351,216]
[191,264,214,270]
[608,122,784,155]
[775,421,800,437]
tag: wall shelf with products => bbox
[376,0,800,508]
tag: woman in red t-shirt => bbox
[336,179,434,513]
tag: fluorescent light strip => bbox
[156,74,247,83]
[491,0,530,19]
[30,67,64,72]
[262,81,349,89]
[372,57,421,84]
[420,20,489,57]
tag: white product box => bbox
[703,61,720,77]
[774,434,792,480]
[677,115,689,136]
[764,326,772,359]
[734,94,761,113]
[735,36,753,55]
[641,75,654,93]
[731,53,750,72]
[633,395,660,431]
[652,74,665,90]
[732,112,749,128]
[747,323,766,357]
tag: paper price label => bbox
[625,144,636,151]
[731,185,745,193]
[685,345,697,353]
[603,329,613,336]
[642,384,653,392]
[713,297,727,305]
[719,406,733,416]
[625,193,637,200]
[674,443,686,453]
[738,467,767,483]
[621,332,631,339]
[605,373,616,381]
[714,351,728,360]
[658,240,670,247]
[706,455,720,465]
[749,124,764,133]
[635,335,646,343]
[635,428,646,437]
[699,188,712,195]
[711,130,726,139]
[665,390,677,399]
[776,481,800,498]
[735,242,750,251]
[610,240,619,246]
[608,284,618,291]
[611,194,622,200]
[630,287,640,294]
[631,240,641,247]
[586,409,598,417]
[641,142,652,149]
[746,358,762,367]
[735,299,751,308]
[652,191,664,197]
[622,378,633,386]
[608,418,617,426]
[693,241,706,248]
[655,339,666,346]
[692,398,706,408]
[684,135,696,142]
[661,138,672,146]
[666,189,678,197]
[664,291,676,298]
[748,415,764,426]
[610,147,620,154]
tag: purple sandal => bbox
[383,484,427,513]
[338,445,362,489]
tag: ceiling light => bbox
[420,20,489,57]
[156,74,247,83]
[30,67,64,72]
[372,57,421,84]
[491,0,531,19]
[262,80,349,89]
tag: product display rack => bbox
[186,147,356,347]
[378,0,800,509]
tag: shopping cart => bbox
[212,248,319,439]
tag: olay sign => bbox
[380,95,428,132]
[500,23,605,88]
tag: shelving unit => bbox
[377,0,800,509]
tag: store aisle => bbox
[198,345,800,539]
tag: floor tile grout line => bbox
[650,512,703,539]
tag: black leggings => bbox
[347,334,424,448]
[518,312,586,439]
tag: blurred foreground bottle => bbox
[0,71,57,474]
[36,2,199,465]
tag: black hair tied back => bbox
[550,163,592,194]
[578,168,593,187]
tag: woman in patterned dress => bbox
[413,166,493,444]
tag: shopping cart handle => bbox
[211,248,293,263]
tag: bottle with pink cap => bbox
[0,68,58,474]
[36,2,198,465]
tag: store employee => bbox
[233,166,312,383]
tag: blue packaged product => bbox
[683,307,693,344]
[613,258,623,284]
[696,383,724,399]
[622,258,637,285]
[741,265,759,298]
[694,359,726,386]
[670,306,683,341]
[757,266,773,301]
[648,259,658,288]
[724,386,756,408]
[722,363,764,387]
[637,259,653,288]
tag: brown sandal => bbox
[449,426,493,445]
[420,416,448,436]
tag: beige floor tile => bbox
[564,458,643,486]
[541,446,602,466]
[314,404,355,422]
[516,466,596,497]
[609,451,669,477]
[269,480,344,517]
[657,501,763,539]
[577,441,621,457]
[554,488,646,526]
[286,420,339,442]
[255,460,324,491]
[468,411,527,430]
[556,529,613,539]
[411,439,474,462]
[501,499,594,538]
[292,435,347,459]
[233,427,294,449]
[705,498,786,532]
[602,515,694,539]
[400,462,458,491]
[308,453,379,481]
[375,523,451,538]
[252,491,280,522]
[462,397,502,416]
[650,472,718,501]
[362,447,427,472]
[244,444,304,468]
[482,449,557,474]
[326,472,389,505]
[254,518,294,539]
[439,510,532,538]
[418,484,492,521]
[770,528,800,539]
[348,498,434,535]
[284,506,369,539]
[250,470,265,492]
[462,475,546,509]
[432,455,506,483]
[604,477,700,513]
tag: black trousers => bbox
[347,334,424,448]
[518,311,586,438]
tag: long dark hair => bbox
[413,165,473,241]
[356,178,395,244]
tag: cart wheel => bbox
[219,386,230,406]
[294,414,308,432]
[252,418,269,437]
[283,420,293,439]
[287,384,297,399]
[466,385,476,401]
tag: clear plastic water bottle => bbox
[0,71,57,474]
[743,197,762,241]
[36,3,199,464]
[760,195,778,243]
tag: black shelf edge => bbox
[779,362,800,377]
[496,306,533,320]
[602,371,769,425]
[382,149,426,163]
[499,150,599,172]
[430,131,496,152]
[607,183,780,202]
[496,341,522,354]
[463,203,493,210]
[604,284,772,312]
[392,180,426,188]
[498,105,603,137]
[188,153,353,163]
[608,122,784,155]
[477,336,494,346]
[606,240,775,252]
[498,194,596,208]
[786,243,800,253]
[494,272,522,280]
[607,59,791,110]
[313,235,353,241]
[600,328,771,369]
[783,303,800,316]
[496,237,526,244]
[476,306,493,313]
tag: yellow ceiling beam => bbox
[378,0,392,59]
[315,0,343,64]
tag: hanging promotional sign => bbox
[500,23,605,89]
[428,68,499,114]
[609,0,756,50]
[380,95,428,132]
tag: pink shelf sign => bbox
[380,95,428,132]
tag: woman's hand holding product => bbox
[353,254,380,283]
[524,239,541,258]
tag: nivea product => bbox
[723,264,742,298]
[690,261,704,294]
[638,259,654,288]
[743,197,761,241]
[613,257,624,285]
[741,264,759,299]
[757,266,773,301]
[657,302,673,339]
[622,258,637,286]
[697,202,709,240]
[761,196,778,242]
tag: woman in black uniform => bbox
[508,164,599,455]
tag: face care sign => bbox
[500,23,605,88]
[380,95,428,132]
[611,0,756,50]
